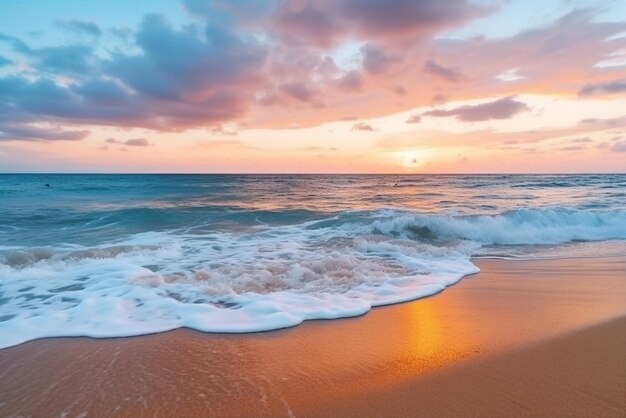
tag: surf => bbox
[1,205,625,349]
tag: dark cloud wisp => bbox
[579,78,626,97]
[106,137,151,146]
[423,96,530,122]
[0,123,89,142]
[56,19,102,37]
[423,59,462,82]
[351,122,375,131]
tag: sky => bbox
[0,0,625,173]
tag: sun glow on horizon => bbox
[389,149,437,172]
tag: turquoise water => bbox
[1,174,625,348]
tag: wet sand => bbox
[0,257,624,418]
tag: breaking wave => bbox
[1,207,625,349]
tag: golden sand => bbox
[0,257,624,417]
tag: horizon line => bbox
[1,172,625,176]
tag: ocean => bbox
[1,174,625,349]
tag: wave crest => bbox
[367,208,626,245]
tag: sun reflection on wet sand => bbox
[400,301,459,371]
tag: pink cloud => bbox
[0,3,625,139]
[335,70,363,92]
[377,115,626,150]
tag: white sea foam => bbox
[1,208,625,349]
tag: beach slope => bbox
[0,257,624,417]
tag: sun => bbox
[388,149,434,171]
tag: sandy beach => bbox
[1,256,624,418]
[3,0,626,415]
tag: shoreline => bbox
[0,256,624,417]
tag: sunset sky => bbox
[1,0,625,173]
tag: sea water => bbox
[1,174,625,348]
